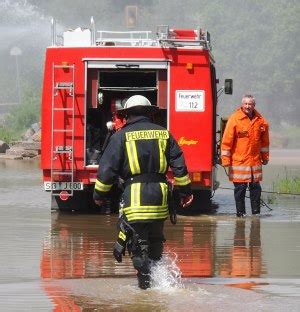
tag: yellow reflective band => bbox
[160,182,168,206]
[126,141,141,175]
[123,205,168,215]
[126,211,169,221]
[118,231,126,241]
[130,183,141,207]
[95,179,113,192]
[124,204,169,221]
[158,139,167,173]
[126,130,169,141]
[174,174,191,186]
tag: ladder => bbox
[50,63,75,197]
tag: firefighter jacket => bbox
[93,116,192,222]
[221,108,269,183]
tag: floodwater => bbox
[0,149,299,311]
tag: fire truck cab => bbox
[41,19,232,213]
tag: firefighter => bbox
[93,95,193,289]
[221,94,269,217]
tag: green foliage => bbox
[7,87,40,132]
[0,125,18,144]
[274,177,300,194]
[273,169,300,194]
[0,87,41,142]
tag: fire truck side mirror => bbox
[224,79,233,94]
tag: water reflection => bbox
[41,214,265,280]
[41,214,268,310]
[41,213,135,280]
[218,218,263,278]
[166,219,216,277]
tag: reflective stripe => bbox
[124,205,168,214]
[158,139,167,173]
[229,173,252,180]
[229,164,263,181]
[125,130,169,141]
[174,174,191,186]
[95,179,113,192]
[221,150,231,156]
[124,205,169,221]
[126,141,141,175]
[160,182,168,206]
[126,212,169,221]
[118,231,126,241]
[260,147,269,152]
[231,166,251,171]
[130,183,141,207]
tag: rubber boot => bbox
[132,244,151,290]
[251,200,260,215]
[137,271,151,290]
[236,201,246,217]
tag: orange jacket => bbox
[221,108,269,182]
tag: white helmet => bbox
[117,95,159,114]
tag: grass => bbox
[273,177,300,194]
[272,169,300,195]
[0,126,18,144]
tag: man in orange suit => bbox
[221,94,269,217]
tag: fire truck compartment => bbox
[85,67,168,166]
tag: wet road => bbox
[0,150,299,311]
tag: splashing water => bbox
[150,253,183,290]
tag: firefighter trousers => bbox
[130,220,165,289]
[233,182,262,216]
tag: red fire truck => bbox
[41,19,232,212]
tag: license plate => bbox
[44,182,83,191]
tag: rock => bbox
[31,130,41,142]
[19,141,41,151]
[22,128,35,141]
[31,122,41,133]
[21,122,41,142]
[0,140,9,153]
[6,146,38,158]
[5,147,24,158]
[0,154,23,160]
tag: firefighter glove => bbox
[113,241,125,263]
[180,194,194,208]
